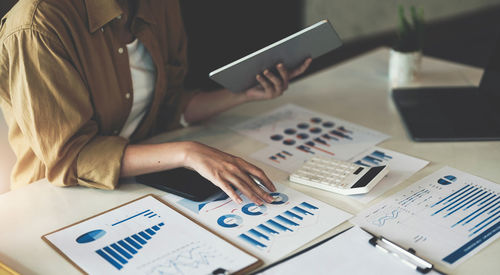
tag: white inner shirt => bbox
[119,39,156,139]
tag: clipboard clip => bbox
[361,228,440,274]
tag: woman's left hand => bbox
[244,58,312,101]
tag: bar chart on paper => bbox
[44,196,259,275]
[351,167,500,267]
[237,104,390,173]
[238,202,320,250]
[162,183,352,262]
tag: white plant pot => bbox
[389,49,422,87]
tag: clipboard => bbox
[42,194,263,275]
[251,226,447,275]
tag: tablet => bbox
[135,168,222,201]
[209,20,342,93]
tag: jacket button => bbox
[118,47,124,54]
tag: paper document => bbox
[351,167,500,268]
[161,182,352,262]
[348,146,429,203]
[44,196,258,275]
[254,226,441,275]
[234,104,389,173]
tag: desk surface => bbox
[1,48,498,275]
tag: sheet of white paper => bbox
[348,146,429,203]
[255,226,435,275]
[232,104,389,164]
[351,167,500,268]
[250,145,305,173]
[45,196,258,275]
[252,145,428,204]
[161,182,352,262]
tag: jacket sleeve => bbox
[153,0,198,134]
[6,29,128,189]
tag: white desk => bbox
[1,48,498,274]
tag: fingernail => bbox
[237,198,243,204]
[264,70,269,74]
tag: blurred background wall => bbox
[303,0,500,41]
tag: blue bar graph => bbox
[238,201,321,249]
[292,206,313,216]
[371,150,392,160]
[118,240,137,254]
[96,223,164,270]
[284,210,303,220]
[300,202,318,210]
[125,237,142,250]
[399,189,429,206]
[452,197,499,227]
[444,190,483,217]
[432,186,477,216]
[479,195,497,206]
[464,192,490,210]
[111,243,132,259]
[139,232,151,240]
[103,246,127,264]
[431,185,470,207]
[463,199,500,225]
[276,215,299,226]
[112,209,151,226]
[469,210,500,232]
[470,216,500,236]
[132,234,147,245]
[267,219,293,232]
[248,229,269,240]
[96,249,122,270]
[239,234,267,248]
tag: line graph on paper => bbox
[141,242,236,275]
[372,209,399,227]
[351,167,500,267]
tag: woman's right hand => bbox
[182,141,276,205]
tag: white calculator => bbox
[289,156,389,195]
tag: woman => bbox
[0,0,310,205]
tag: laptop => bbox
[392,37,500,141]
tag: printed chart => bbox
[348,147,429,203]
[44,196,257,274]
[234,104,389,173]
[351,167,500,268]
[162,183,352,262]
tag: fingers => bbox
[223,171,265,205]
[218,159,275,205]
[237,172,274,204]
[244,164,277,193]
[217,181,243,204]
[290,57,312,79]
[263,69,283,94]
[256,74,272,92]
[277,64,289,90]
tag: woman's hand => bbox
[244,58,312,101]
[183,141,276,205]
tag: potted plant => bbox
[389,5,425,87]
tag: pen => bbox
[249,174,271,192]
